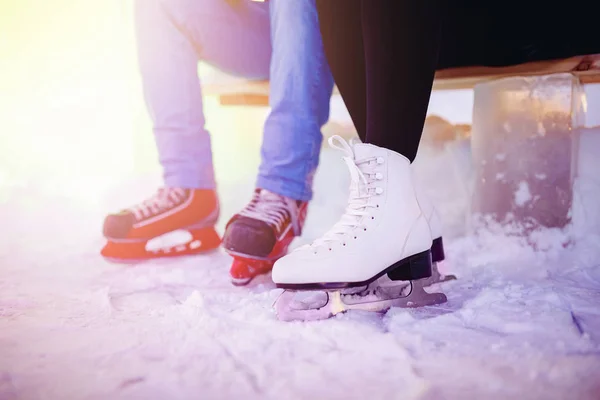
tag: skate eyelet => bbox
[343,243,346,246]
[376,157,384,164]
[354,236,357,239]
[376,205,379,208]
[371,216,374,220]
[375,173,383,180]
[375,187,384,195]
[363,228,367,231]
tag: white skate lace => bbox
[130,188,188,220]
[239,190,301,235]
[310,136,380,250]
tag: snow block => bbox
[572,126,600,235]
[470,73,585,228]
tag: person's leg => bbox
[222,0,334,285]
[271,1,448,320]
[316,0,442,162]
[361,0,442,161]
[134,0,271,189]
[256,0,334,202]
[101,0,272,260]
[316,0,366,140]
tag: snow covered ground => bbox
[2,2,600,399]
[2,140,600,400]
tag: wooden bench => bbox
[204,55,600,107]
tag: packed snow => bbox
[1,2,600,399]
[514,181,532,207]
[2,116,600,399]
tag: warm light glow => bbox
[0,0,268,204]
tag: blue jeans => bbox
[134,0,334,201]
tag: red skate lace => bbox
[130,188,188,221]
[239,190,301,235]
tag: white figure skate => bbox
[272,136,448,321]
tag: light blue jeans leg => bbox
[257,0,334,202]
[134,0,271,189]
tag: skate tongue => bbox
[351,143,380,162]
[258,189,282,201]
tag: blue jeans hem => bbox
[256,175,312,202]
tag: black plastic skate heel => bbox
[431,237,445,263]
[387,250,432,281]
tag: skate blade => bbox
[274,279,447,322]
[101,227,221,262]
[231,276,252,286]
[422,263,457,287]
[275,290,338,321]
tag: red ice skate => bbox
[222,189,308,285]
[101,188,221,262]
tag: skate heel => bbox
[387,250,432,281]
[423,237,457,286]
[431,237,445,263]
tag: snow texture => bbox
[514,181,532,207]
[2,138,600,400]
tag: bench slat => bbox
[204,55,600,106]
